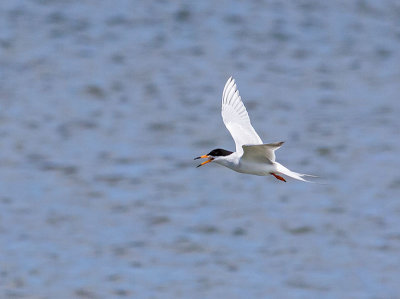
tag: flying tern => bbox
[195,77,315,182]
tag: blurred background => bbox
[1,0,400,298]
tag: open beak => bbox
[194,155,214,168]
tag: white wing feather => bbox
[242,142,284,163]
[221,77,262,155]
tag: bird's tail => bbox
[274,162,317,183]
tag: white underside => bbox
[214,152,312,182]
[214,152,274,176]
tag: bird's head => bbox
[194,148,233,167]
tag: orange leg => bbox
[270,172,286,182]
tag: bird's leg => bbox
[270,172,286,182]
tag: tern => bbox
[194,77,315,182]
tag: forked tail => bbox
[274,162,317,183]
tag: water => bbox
[1,1,400,298]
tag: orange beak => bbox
[194,155,214,168]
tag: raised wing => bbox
[242,142,284,163]
[221,77,262,155]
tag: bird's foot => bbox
[270,173,286,182]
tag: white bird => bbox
[194,76,316,182]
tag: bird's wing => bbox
[221,77,262,155]
[241,142,284,163]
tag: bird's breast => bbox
[236,160,275,176]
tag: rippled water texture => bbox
[1,1,400,298]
